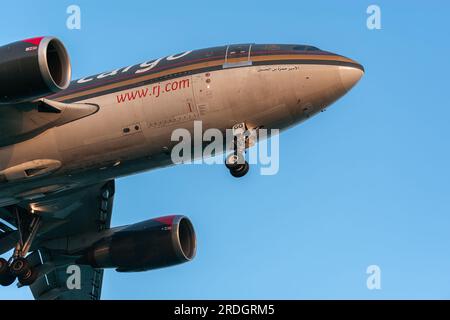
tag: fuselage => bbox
[0,43,363,205]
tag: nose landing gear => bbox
[225,123,252,178]
[225,153,250,178]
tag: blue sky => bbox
[1,0,450,299]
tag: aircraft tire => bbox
[230,161,250,178]
[0,259,15,287]
[10,257,30,277]
[18,267,38,286]
[225,153,245,170]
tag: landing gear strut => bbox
[225,123,252,178]
[0,208,41,287]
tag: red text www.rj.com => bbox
[116,78,190,104]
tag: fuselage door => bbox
[223,44,253,69]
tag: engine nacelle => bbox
[0,37,71,103]
[80,215,196,272]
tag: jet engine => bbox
[0,36,71,103]
[80,215,196,272]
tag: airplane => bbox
[0,37,363,299]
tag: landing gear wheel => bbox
[18,267,38,286]
[0,258,15,287]
[230,161,250,178]
[225,153,245,170]
[0,258,8,274]
[0,273,16,287]
[10,257,30,277]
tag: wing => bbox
[0,180,115,300]
[29,251,105,300]
[0,99,98,148]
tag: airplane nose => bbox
[339,65,364,92]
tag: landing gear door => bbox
[223,44,253,69]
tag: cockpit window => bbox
[250,44,322,56]
[292,45,320,51]
[262,44,282,51]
